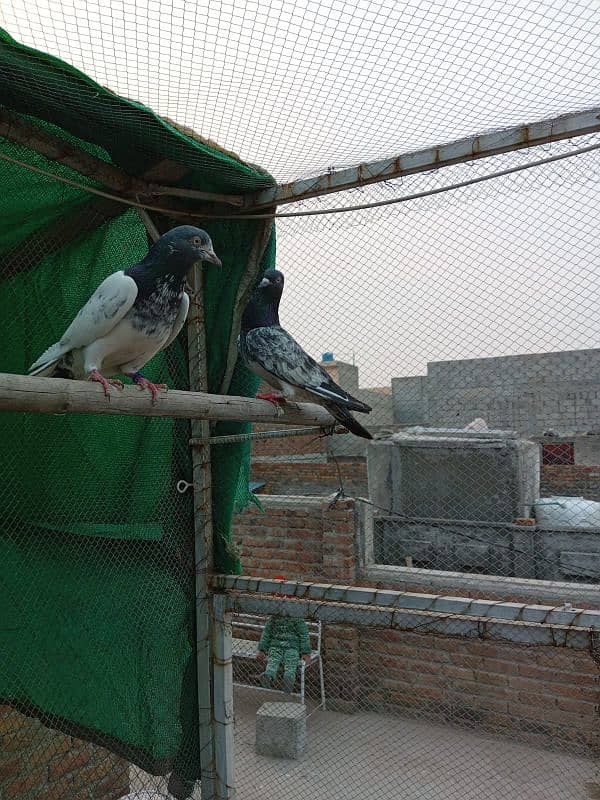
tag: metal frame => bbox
[187,264,219,800]
[7,101,600,800]
[216,575,600,650]
[244,107,600,209]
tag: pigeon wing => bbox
[243,326,371,413]
[29,271,138,374]
[160,292,190,352]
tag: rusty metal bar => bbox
[213,576,600,629]
[220,583,597,650]
[244,107,600,209]
[192,424,345,446]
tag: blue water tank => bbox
[322,352,334,362]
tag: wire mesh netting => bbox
[0,0,600,799]
[2,0,600,180]
[221,593,599,800]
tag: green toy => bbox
[258,613,311,693]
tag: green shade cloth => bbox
[0,28,275,776]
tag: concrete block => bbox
[369,431,539,523]
[255,702,306,759]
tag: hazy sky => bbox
[2,0,600,384]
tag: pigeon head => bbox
[145,226,222,276]
[241,269,285,331]
[258,269,284,297]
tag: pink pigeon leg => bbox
[256,391,285,405]
[128,372,168,403]
[89,369,124,398]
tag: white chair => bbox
[231,613,326,709]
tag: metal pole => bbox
[187,264,217,799]
[212,594,235,799]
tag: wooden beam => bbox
[0,109,245,206]
[244,107,600,209]
[0,108,144,193]
[0,372,336,427]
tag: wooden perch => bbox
[0,372,336,427]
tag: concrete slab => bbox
[129,687,595,800]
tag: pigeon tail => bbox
[339,395,372,414]
[306,381,372,414]
[327,405,373,440]
[28,341,65,375]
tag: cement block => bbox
[255,701,306,759]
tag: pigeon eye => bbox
[192,237,201,246]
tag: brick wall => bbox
[235,496,356,584]
[339,630,598,754]
[251,460,368,497]
[541,464,600,501]
[251,423,327,459]
[233,494,599,755]
[0,706,129,799]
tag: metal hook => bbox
[176,479,193,494]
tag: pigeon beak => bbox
[259,277,270,288]
[202,249,222,267]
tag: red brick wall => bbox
[541,465,600,501]
[352,631,598,753]
[251,460,368,497]
[251,423,327,459]
[235,497,356,584]
[0,706,129,800]
[233,495,599,754]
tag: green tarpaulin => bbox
[0,28,275,776]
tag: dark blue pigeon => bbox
[238,269,373,439]
[28,225,221,401]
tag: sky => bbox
[1,0,600,385]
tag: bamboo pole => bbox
[0,373,336,427]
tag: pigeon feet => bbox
[131,373,168,403]
[257,391,285,405]
[256,392,285,417]
[89,370,124,398]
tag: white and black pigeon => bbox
[238,269,373,439]
[28,225,221,401]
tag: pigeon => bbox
[238,269,373,439]
[28,225,221,401]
